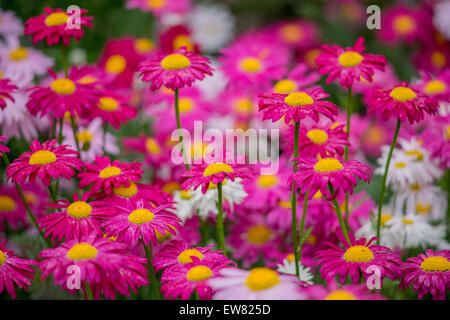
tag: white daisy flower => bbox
[187,4,235,52]
[0,10,23,37]
[433,0,450,40]
[355,206,397,248]
[0,37,53,88]
[62,117,119,162]
[276,260,314,285]
[384,214,446,249]
[171,187,203,221]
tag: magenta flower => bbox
[39,235,148,299]
[288,156,372,200]
[272,63,320,94]
[0,136,10,157]
[0,240,37,299]
[413,70,450,103]
[400,249,450,300]
[0,186,27,230]
[78,155,144,194]
[6,139,83,187]
[101,200,181,247]
[0,78,17,110]
[87,92,137,129]
[258,87,339,124]
[37,192,115,242]
[316,228,402,285]
[26,67,99,118]
[153,240,231,273]
[420,116,450,168]
[25,7,93,46]
[161,259,232,300]
[315,37,386,88]
[305,280,386,300]
[365,82,439,124]
[125,0,191,17]
[138,47,213,90]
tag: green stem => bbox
[344,86,352,228]
[193,289,200,300]
[216,182,226,256]
[298,191,309,262]
[61,44,68,77]
[291,121,300,278]
[144,244,161,300]
[447,170,450,240]
[329,183,351,245]
[174,88,190,171]
[84,281,94,300]
[70,117,81,154]
[199,216,208,246]
[376,119,401,245]
[58,118,64,145]
[51,118,57,140]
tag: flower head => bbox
[25,7,93,46]
[315,37,386,88]
[0,136,10,157]
[88,92,137,129]
[0,79,17,110]
[6,139,83,187]
[305,280,385,300]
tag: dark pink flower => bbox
[305,280,386,300]
[0,79,17,110]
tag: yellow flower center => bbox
[128,208,155,225]
[338,51,363,67]
[77,75,98,84]
[134,38,154,54]
[25,191,37,204]
[51,79,76,95]
[393,15,416,35]
[410,183,421,191]
[286,253,295,262]
[324,290,357,300]
[113,182,138,198]
[247,225,271,244]
[278,200,291,209]
[380,214,392,226]
[284,91,314,106]
[233,98,253,115]
[45,12,69,26]
[314,158,343,173]
[203,163,234,177]
[180,190,193,200]
[0,195,16,212]
[178,98,194,113]
[394,161,407,168]
[66,201,92,219]
[186,265,213,281]
[307,129,329,145]
[99,166,122,178]
[431,51,446,68]
[424,80,446,95]
[0,249,5,266]
[239,57,262,73]
[66,243,98,261]
[304,48,321,68]
[446,126,450,140]
[245,268,280,291]
[28,150,57,165]
[416,202,431,215]
[274,79,297,94]
[389,87,416,101]
[147,0,166,9]
[98,97,119,111]
[401,218,414,225]
[156,228,175,243]
[105,55,126,74]
[257,175,278,188]
[280,24,303,43]
[145,138,161,155]
[405,149,423,161]
[9,47,28,61]
[76,130,94,144]
[178,249,204,264]
[173,35,194,51]
[161,53,191,70]
[420,256,450,272]
[162,181,180,194]
[343,245,374,262]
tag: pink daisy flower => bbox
[159,24,199,54]
[258,87,339,124]
[267,20,319,50]
[315,37,387,88]
[26,67,98,119]
[266,195,301,231]
[138,47,213,91]
[39,235,148,299]
[208,267,305,300]
[0,186,27,230]
[101,200,182,247]
[219,34,288,92]
[305,280,386,300]
[0,240,37,299]
[365,82,439,124]
[153,240,231,272]
[78,155,144,194]
[272,63,320,95]
[37,192,115,242]
[413,44,449,74]
[0,79,17,110]
[181,159,254,194]
[122,134,168,168]
[420,116,450,168]
[285,121,349,158]
[288,155,372,200]
[6,139,83,187]
[88,92,137,129]
[25,7,93,46]
[0,136,10,157]
[399,249,450,300]
[413,70,450,103]
[316,228,402,285]
[161,259,232,300]
[125,0,191,17]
